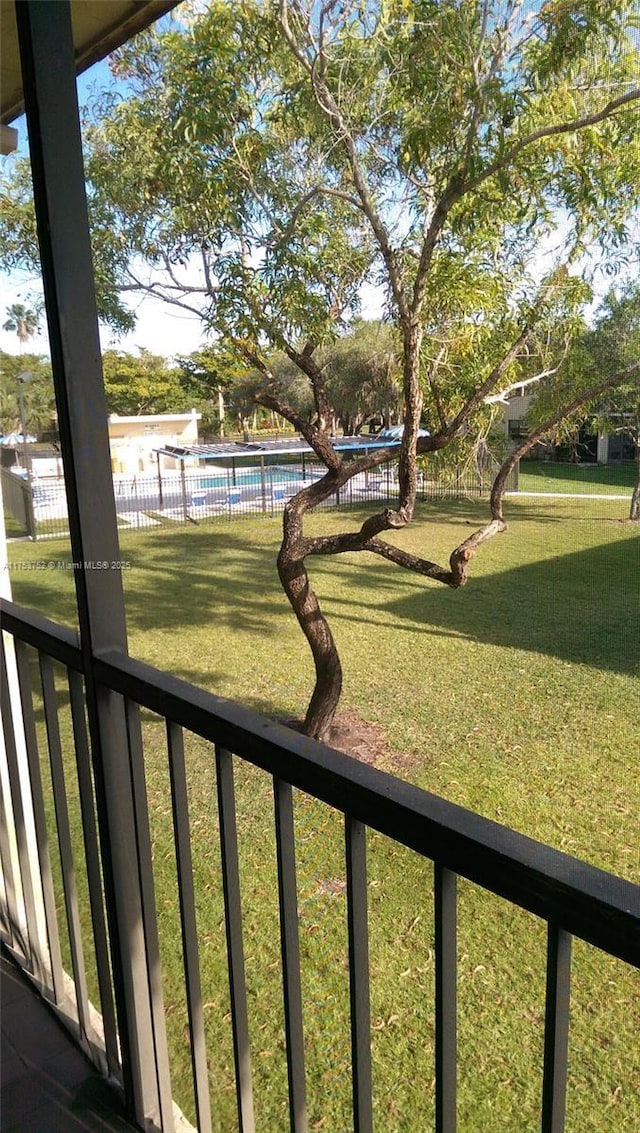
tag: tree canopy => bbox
[1,0,639,737]
[584,285,640,520]
[102,348,189,416]
[526,282,640,518]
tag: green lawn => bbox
[517,459,636,496]
[7,494,639,1132]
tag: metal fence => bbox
[2,459,519,539]
[0,467,36,539]
[1,597,637,1133]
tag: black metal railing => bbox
[1,597,638,1133]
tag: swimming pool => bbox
[199,464,310,489]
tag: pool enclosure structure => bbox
[0,4,638,1133]
[154,436,410,521]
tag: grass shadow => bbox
[8,504,637,684]
[360,535,639,676]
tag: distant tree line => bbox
[0,321,403,439]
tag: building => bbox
[502,386,637,464]
[108,410,201,475]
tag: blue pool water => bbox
[200,464,306,489]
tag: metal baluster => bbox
[39,652,91,1037]
[125,701,176,1133]
[0,721,20,948]
[0,634,36,957]
[273,777,307,1132]
[541,924,572,1133]
[14,639,65,1003]
[215,746,255,1133]
[434,864,457,1133]
[67,668,120,1076]
[345,816,373,1133]
[167,721,212,1133]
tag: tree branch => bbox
[410,176,463,317]
[242,357,341,469]
[265,185,362,247]
[278,0,410,322]
[484,368,557,405]
[119,271,210,318]
[489,361,640,521]
[460,88,640,197]
[304,523,456,584]
[425,345,449,427]
[411,86,640,318]
[430,363,640,591]
[447,324,532,435]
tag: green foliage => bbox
[3,301,40,346]
[1,2,639,554]
[175,345,244,400]
[526,281,640,440]
[3,0,636,416]
[585,284,640,436]
[102,348,188,415]
[323,320,402,434]
[0,350,55,435]
[262,349,315,419]
[0,161,40,271]
[175,344,269,433]
[176,322,404,435]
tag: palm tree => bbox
[3,303,40,350]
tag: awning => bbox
[156,436,403,463]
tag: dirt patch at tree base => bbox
[280,710,418,775]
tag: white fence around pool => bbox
[2,458,518,540]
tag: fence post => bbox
[180,461,188,523]
[24,479,37,541]
[260,456,267,514]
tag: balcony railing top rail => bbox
[2,596,638,970]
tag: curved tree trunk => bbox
[277,548,342,741]
[273,328,425,742]
[277,504,342,741]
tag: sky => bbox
[0,273,208,360]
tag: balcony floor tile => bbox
[1,948,139,1133]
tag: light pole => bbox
[16,370,32,479]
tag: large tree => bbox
[324,320,402,436]
[175,343,278,437]
[2,1,639,739]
